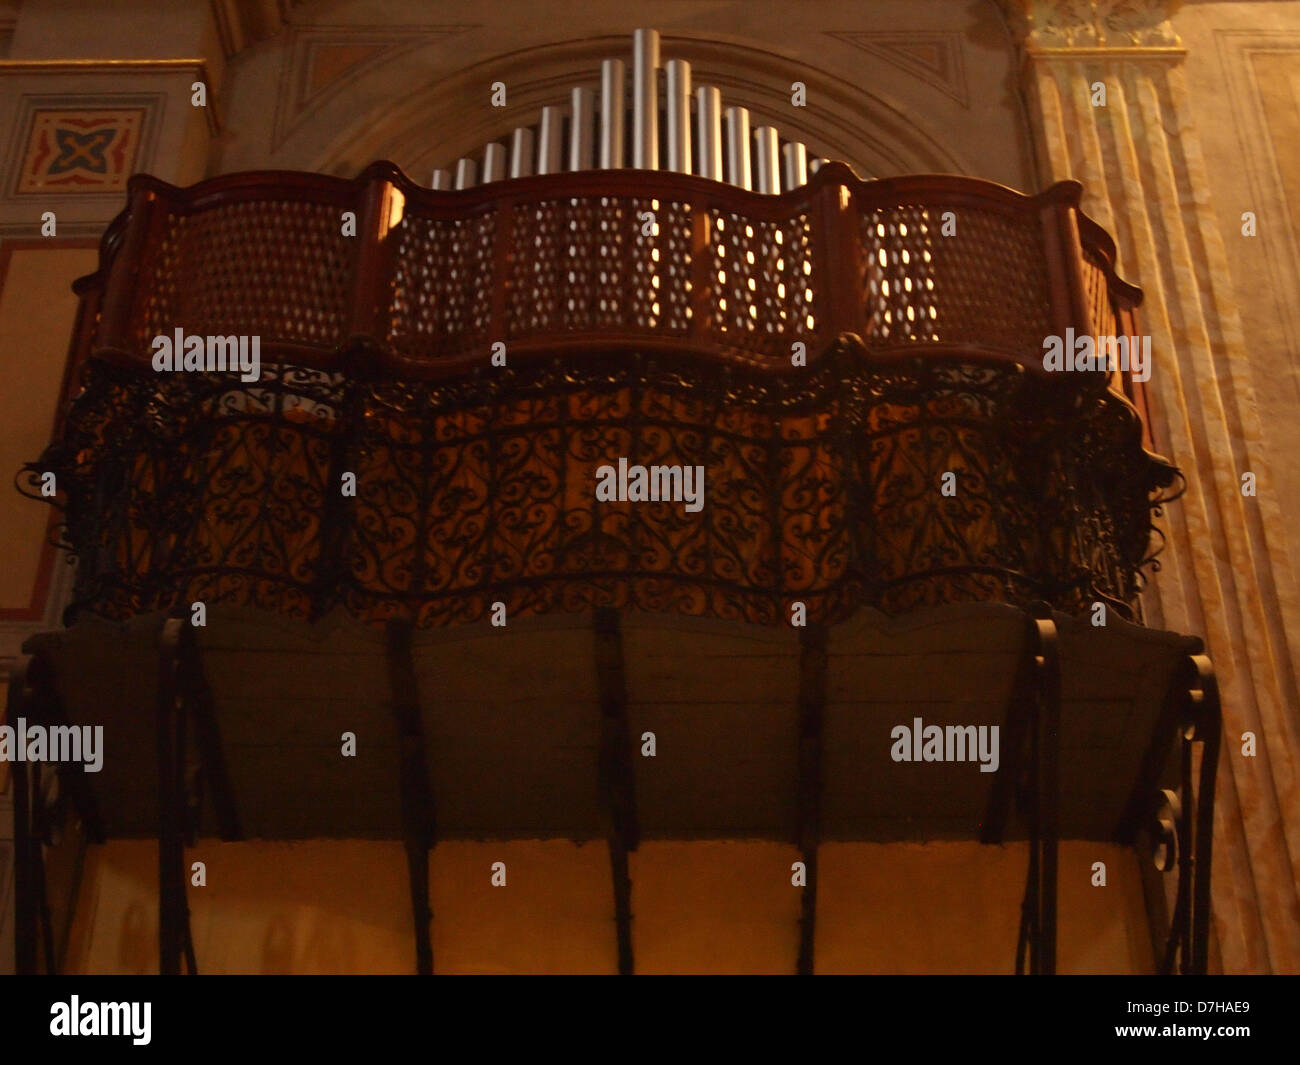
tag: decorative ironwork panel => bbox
[24,342,1176,630]
[851,362,1045,613]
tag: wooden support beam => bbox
[385,619,435,975]
[8,658,38,974]
[1146,654,1221,975]
[30,762,58,973]
[156,615,195,975]
[31,764,58,972]
[607,825,634,977]
[1013,604,1060,976]
[9,646,105,974]
[796,623,827,976]
[1164,737,1194,974]
[980,622,1038,845]
[1135,812,1174,971]
[1033,606,1060,976]
[594,607,637,976]
[1186,655,1220,976]
[174,625,241,840]
[19,639,105,843]
[1114,655,1192,845]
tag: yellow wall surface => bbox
[0,245,96,610]
[61,838,1153,975]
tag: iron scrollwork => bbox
[20,339,1177,630]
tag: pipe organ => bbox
[438,29,839,191]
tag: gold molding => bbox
[1026,45,1186,60]
[0,58,207,73]
[0,59,220,133]
[1000,0,1183,52]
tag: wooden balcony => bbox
[10,161,1217,976]
[28,161,1176,627]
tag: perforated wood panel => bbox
[503,195,695,338]
[860,206,938,342]
[388,210,497,359]
[93,165,1136,388]
[1082,252,1118,341]
[138,199,353,350]
[709,210,816,356]
[860,203,1050,354]
[928,205,1051,353]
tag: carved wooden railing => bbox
[23,161,1179,628]
[75,161,1147,381]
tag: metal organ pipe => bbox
[632,28,659,169]
[454,158,478,189]
[696,86,723,181]
[725,106,751,190]
[569,87,595,171]
[599,58,626,168]
[753,126,780,193]
[782,141,808,189]
[434,32,843,190]
[509,127,535,178]
[481,142,506,183]
[665,59,691,175]
[538,105,564,175]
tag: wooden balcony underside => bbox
[25,601,1197,844]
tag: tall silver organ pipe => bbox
[725,106,752,190]
[454,157,478,189]
[696,86,723,181]
[435,31,840,190]
[782,142,808,189]
[599,58,625,168]
[665,59,691,175]
[569,87,595,171]
[632,28,659,169]
[481,142,506,183]
[538,105,564,175]
[753,126,780,194]
[509,127,535,178]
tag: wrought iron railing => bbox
[22,161,1178,627]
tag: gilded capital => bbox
[1000,0,1182,51]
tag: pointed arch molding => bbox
[824,31,969,107]
[272,23,479,150]
[305,33,971,181]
